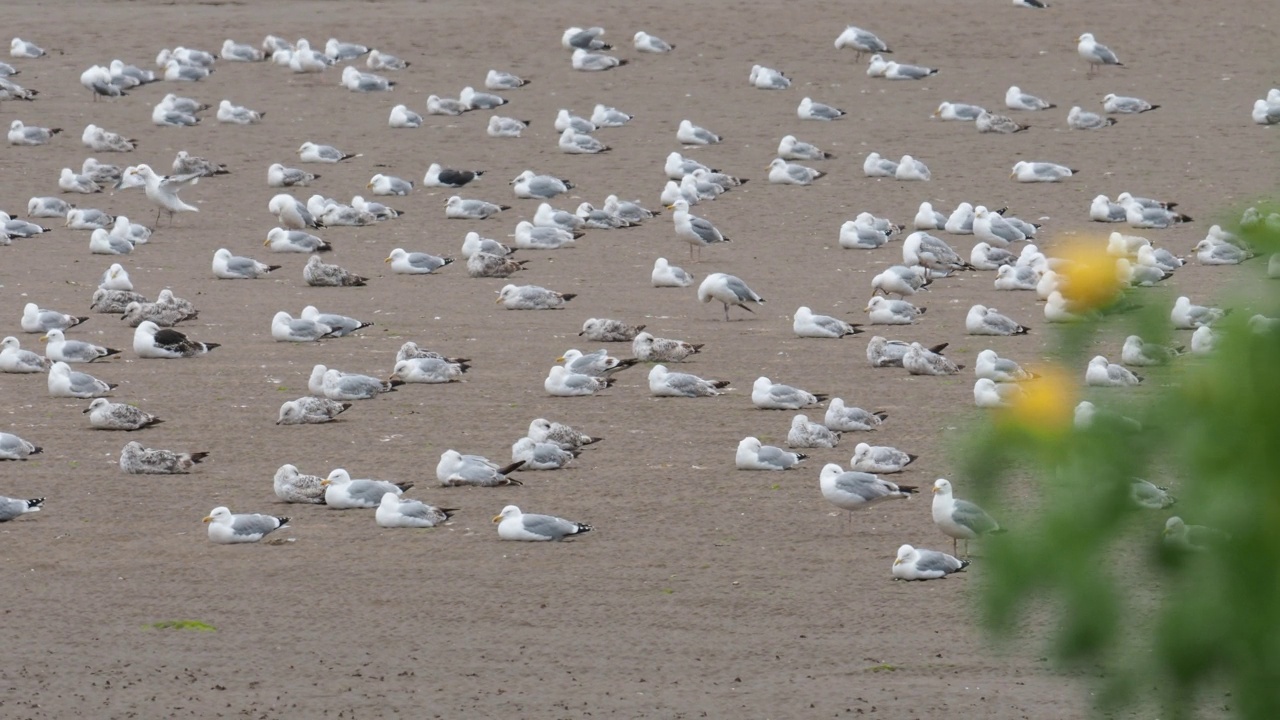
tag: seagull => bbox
[1078,33,1123,76]
[125,165,200,225]
[634,31,673,53]
[833,25,891,60]
[932,479,1004,555]
[893,545,969,580]
[797,97,846,120]
[668,199,730,260]
[1068,106,1116,130]
[424,163,484,188]
[1086,355,1143,386]
[735,437,808,470]
[204,507,289,544]
[819,463,916,524]
[1102,93,1158,113]
[376,494,454,528]
[133,321,219,358]
[1005,86,1055,110]
[698,273,763,320]
[494,506,592,541]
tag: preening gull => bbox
[834,25,890,59]
[893,545,969,580]
[571,48,626,71]
[699,273,763,320]
[736,436,808,470]
[494,505,592,541]
[120,441,207,474]
[204,507,288,544]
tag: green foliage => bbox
[962,206,1280,718]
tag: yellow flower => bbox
[1056,238,1123,310]
[999,364,1076,436]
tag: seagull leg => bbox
[723,303,731,321]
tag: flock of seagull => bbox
[0,15,1276,576]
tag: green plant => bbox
[961,207,1279,719]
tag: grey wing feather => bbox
[835,473,887,501]
[227,257,259,275]
[952,500,999,533]
[689,217,721,242]
[350,480,397,504]
[521,513,576,538]
[755,445,790,467]
[231,514,281,536]
[723,276,757,301]
[915,549,961,573]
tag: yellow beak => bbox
[1009,171,1016,179]
[384,257,393,263]
[931,486,939,494]
[202,516,213,523]
[492,514,503,523]
[366,182,374,189]
[893,558,902,565]
[38,336,48,343]
[320,479,331,487]
[263,237,271,246]
[663,204,675,210]
[555,356,566,363]
[494,296,503,304]
[863,306,871,313]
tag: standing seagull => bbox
[818,463,916,524]
[125,164,200,225]
[668,199,729,260]
[1077,33,1123,77]
[931,478,1005,556]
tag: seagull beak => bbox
[931,486,939,494]
[893,558,902,565]
[1008,171,1016,179]
[263,237,271,246]
[366,182,373,189]
[863,306,871,313]
[82,408,92,414]
[494,296,503,304]
[555,355,566,363]
[383,257,393,263]
[202,516,213,523]
[38,336,48,343]
[320,479,331,487]
[492,514,503,523]
[663,204,675,210]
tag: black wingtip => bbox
[27,498,45,509]
[899,485,919,494]
[190,452,210,463]
[712,380,731,389]
[874,412,889,421]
